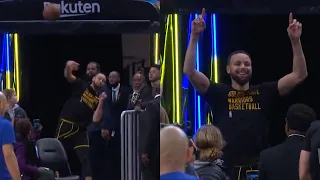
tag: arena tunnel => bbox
[0,1,160,176]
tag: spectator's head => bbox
[14,118,33,139]
[86,61,100,80]
[91,73,106,89]
[2,89,18,106]
[149,64,161,82]
[285,103,316,136]
[108,71,121,87]
[160,125,192,175]
[0,91,7,116]
[132,72,145,91]
[194,125,223,162]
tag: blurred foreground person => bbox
[259,104,315,180]
[14,118,55,180]
[160,126,198,180]
[194,125,229,180]
[0,91,21,180]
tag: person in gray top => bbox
[193,125,229,180]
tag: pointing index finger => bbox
[201,8,206,17]
[289,12,293,24]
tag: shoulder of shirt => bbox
[0,118,12,128]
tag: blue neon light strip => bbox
[1,35,5,72]
[213,14,217,61]
[194,13,202,133]
[5,34,10,72]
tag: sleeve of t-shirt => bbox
[203,82,226,106]
[1,120,16,145]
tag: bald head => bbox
[0,92,7,116]
[160,126,189,174]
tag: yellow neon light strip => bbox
[170,15,176,123]
[173,14,181,124]
[13,33,20,101]
[154,33,159,64]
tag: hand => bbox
[287,13,302,41]
[141,153,149,166]
[38,167,49,172]
[101,129,110,140]
[134,105,145,112]
[66,60,80,71]
[99,92,107,101]
[191,8,206,38]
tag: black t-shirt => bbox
[203,81,279,165]
[303,121,320,179]
[60,79,99,127]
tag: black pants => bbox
[110,132,121,180]
[56,119,91,177]
[88,130,110,180]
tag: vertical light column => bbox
[5,33,11,89]
[194,14,202,132]
[173,14,181,124]
[153,33,159,64]
[13,33,20,101]
[208,14,218,124]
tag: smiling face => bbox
[226,52,252,86]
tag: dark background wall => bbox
[18,34,123,138]
[178,14,320,146]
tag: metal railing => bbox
[121,110,141,180]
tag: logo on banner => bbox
[43,1,101,18]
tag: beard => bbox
[230,73,252,86]
[86,74,94,83]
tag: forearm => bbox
[93,101,104,123]
[291,39,307,78]
[5,154,21,180]
[64,65,76,82]
[183,36,198,75]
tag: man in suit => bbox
[128,72,153,110]
[139,83,161,180]
[258,103,316,180]
[299,120,320,180]
[101,71,131,179]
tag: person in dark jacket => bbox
[14,118,54,180]
[193,125,229,180]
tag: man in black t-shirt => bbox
[56,60,107,180]
[300,121,320,180]
[184,9,307,180]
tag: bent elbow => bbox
[183,68,196,77]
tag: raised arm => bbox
[183,8,210,95]
[64,60,80,83]
[93,92,107,123]
[278,13,307,96]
